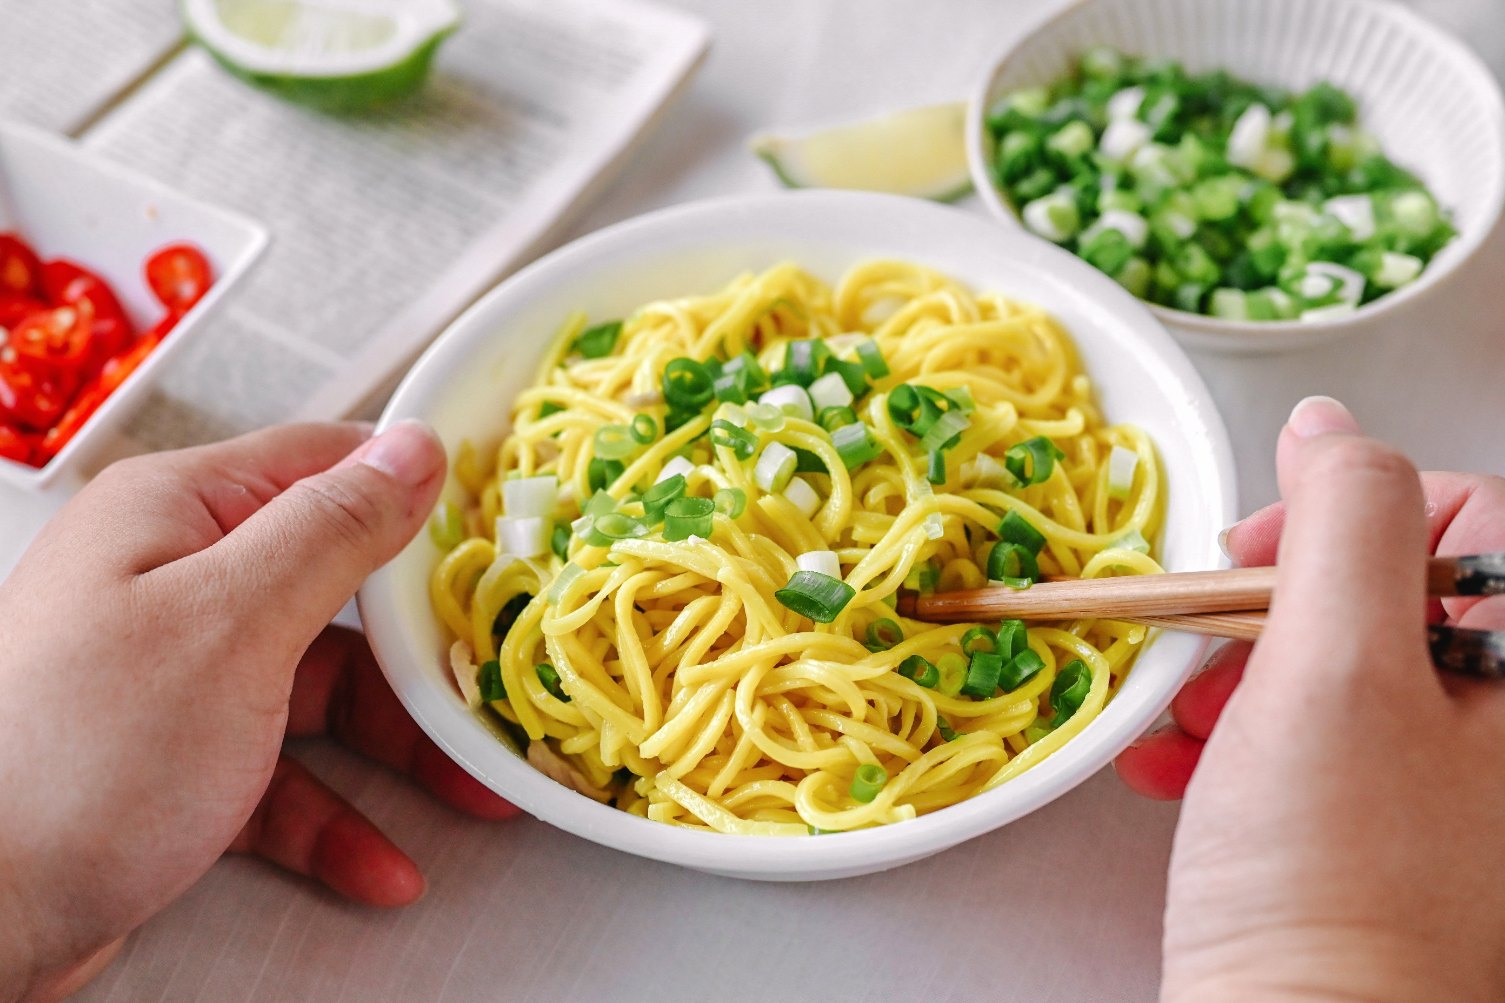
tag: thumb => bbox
[1258,396,1433,693]
[186,419,445,652]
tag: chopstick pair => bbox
[897,554,1505,678]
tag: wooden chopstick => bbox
[1124,611,1266,642]
[897,554,1492,623]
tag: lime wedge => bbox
[751,103,973,202]
[183,0,462,112]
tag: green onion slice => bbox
[999,510,1047,556]
[642,474,686,524]
[537,662,572,703]
[550,523,571,561]
[818,405,859,432]
[588,457,625,493]
[664,495,715,541]
[987,542,1040,584]
[996,619,1028,661]
[833,423,882,470]
[855,338,889,378]
[1004,436,1065,487]
[713,487,747,519]
[961,651,1004,699]
[585,512,649,547]
[594,423,638,460]
[1050,659,1092,724]
[428,500,464,551]
[998,648,1045,692]
[709,418,758,458]
[866,617,905,652]
[849,763,887,804]
[935,652,968,696]
[663,357,714,411]
[573,320,622,359]
[897,654,939,687]
[630,414,658,444]
[478,659,505,702]
[774,570,856,623]
[961,626,997,655]
[926,449,948,485]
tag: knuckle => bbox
[289,473,386,550]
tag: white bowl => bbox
[0,121,268,488]
[966,0,1505,354]
[359,191,1237,881]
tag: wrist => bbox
[1163,924,1502,1003]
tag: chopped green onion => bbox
[573,320,622,359]
[897,654,940,688]
[656,456,694,485]
[792,447,827,474]
[961,651,1004,699]
[503,475,559,520]
[584,512,649,547]
[943,386,976,412]
[550,523,571,561]
[538,400,564,421]
[808,371,855,411]
[774,570,856,623]
[927,449,948,485]
[662,357,714,411]
[832,422,882,469]
[849,763,887,804]
[854,338,889,377]
[713,369,752,405]
[594,423,639,460]
[1107,445,1139,499]
[987,542,1040,585]
[999,510,1047,556]
[709,418,758,459]
[478,659,505,702]
[961,626,997,655]
[904,560,940,595]
[1110,528,1152,554]
[754,442,798,493]
[782,476,820,518]
[642,474,686,523]
[919,408,971,453]
[780,339,829,386]
[886,384,921,430]
[866,618,904,652]
[996,619,1028,660]
[1050,659,1092,724]
[496,515,550,557]
[824,357,868,396]
[818,406,859,432]
[584,489,617,518]
[713,487,746,519]
[428,501,464,550]
[664,495,715,541]
[630,414,658,444]
[760,384,814,422]
[935,652,968,696]
[936,719,962,742]
[537,662,571,703]
[796,549,841,579]
[588,457,626,493]
[747,401,786,432]
[998,649,1045,691]
[546,563,585,604]
[1004,436,1064,487]
[493,592,532,639]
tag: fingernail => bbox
[355,419,444,486]
[1216,525,1236,560]
[1287,395,1358,439]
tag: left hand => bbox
[0,421,519,1003]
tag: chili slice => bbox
[144,243,212,312]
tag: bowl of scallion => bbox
[966,0,1505,353]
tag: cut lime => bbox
[183,0,462,112]
[751,103,973,202]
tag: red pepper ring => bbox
[9,300,97,371]
[0,423,36,464]
[0,350,78,430]
[0,235,42,298]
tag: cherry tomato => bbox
[0,294,45,328]
[0,351,78,429]
[144,244,212,312]
[9,302,96,371]
[0,423,35,464]
[0,235,42,298]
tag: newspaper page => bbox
[80,0,709,452]
[0,1,182,134]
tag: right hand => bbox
[1117,397,1505,1000]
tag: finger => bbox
[1222,471,1503,571]
[49,423,375,577]
[1170,642,1250,740]
[158,420,445,662]
[1114,726,1204,800]
[289,626,522,821]
[228,754,425,907]
[1262,396,1432,690]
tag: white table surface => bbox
[2,1,1498,1000]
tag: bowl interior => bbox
[966,0,1505,346]
[0,122,269,487]
[360,191,1237,880]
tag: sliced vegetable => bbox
[849,763,887,803]
[774,569,856,622]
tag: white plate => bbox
[0,122,268,488]
[966,0,1505,354]
[359,190,1237,881]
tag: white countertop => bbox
[11,1,1501,999]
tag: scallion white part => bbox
[923,513,945,540]
[1110,528,1151,554]
[1099,118,1151,162]
[807,371,855,411]
[1226,103,1271,169]
[495,515,550,558]
[796,549,841,579]
[716,402,750,427]
[1299,301,1358,323]
[759,384,815,422]
[1374,251,1423,289]
[503,475,558,519]
[782,475,820,517]
[961,452,1008,487]
[1306,262,1365,304]
[656,455,694,484]
[1107,445,1138,500]
[1086,208,1149,248]
[754,442,798,493]
[546,562,585,604]
[1323,195,1376,241]
[1021,191,1080,243]
[1106,85,1145,122]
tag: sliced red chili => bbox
[0,235,42,298]
[0,352,78,429]
[0,423,35,464]
[38,379,110,460]
[42,260,127,318]
[9,302,96,371]
[144,244,212,312]
[0,294,45,328]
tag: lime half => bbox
[751,103,973,202]
[183,0,462,112]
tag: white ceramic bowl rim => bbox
[964,0,1505,342]
[360,190,1237,876]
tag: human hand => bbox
[0,422,519,1003]
[1114,397,1505,1000]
